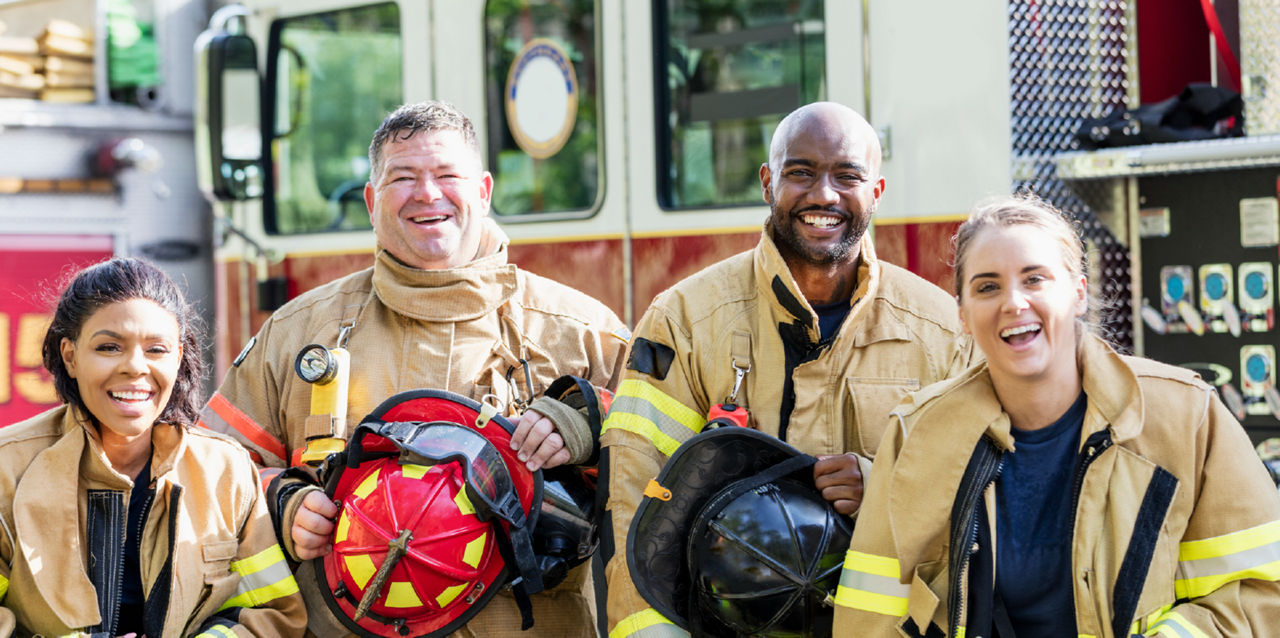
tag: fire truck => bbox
[193,0,1280,446]
[0,0,212,424]
[2,0,1279,454]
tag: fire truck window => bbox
[266,3,402,235]
[657,0,825,209]
[484,0,601,218]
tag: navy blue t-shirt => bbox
[810,299,852,342]
[995,392,1087,637]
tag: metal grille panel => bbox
[1240,0,1280,135]
[1008,0,1134,350]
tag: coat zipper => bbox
[1067,431,1113,548]
[134,488,155,623]
[1064,430,1112,635]
[108,492,128,638]
[948,449,1004,638]
[113,483,155,637]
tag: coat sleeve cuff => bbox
[850,453,874,519]
[528,395,593,465]
[280,485,324,562]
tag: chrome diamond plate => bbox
[1009,0,1135,350]
[1240,0,1280,135]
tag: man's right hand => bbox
[292,489,338,560]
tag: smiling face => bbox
[364,128,495,270]
[60,298,182,445]
[958,224,1088,388]
[760,104,884,268]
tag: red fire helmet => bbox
[308,389,543,638]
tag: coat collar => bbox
[886,365,1011,577]
[884,332,1141,578]
[371,218,518,322]
[13,406,185,628]
[1077,332,1144,443]
[752,222,878,339]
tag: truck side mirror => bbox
[196,16,262,202]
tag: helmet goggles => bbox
[343,419,528,529]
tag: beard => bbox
[770,204,871,266]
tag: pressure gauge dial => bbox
[295,344,339,384]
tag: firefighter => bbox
[201,101,628,636]
[834,196,1280,637]
[602,101,975,637]
[0,258,306,637]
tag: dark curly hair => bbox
[41,257,206,427]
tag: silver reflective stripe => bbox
[839,568,910,599]
[1177,537,1280,581]
[237,557,294,594]
[628,625,689,638]
[1149,617,1197,638]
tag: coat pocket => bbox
[201,539,241,610]
[184,539,240,632]
[846,377,920,457]
[201,539,238,581]
[894,559,946,637]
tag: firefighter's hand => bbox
[814,453,863,515]
[293,489,338,560]
[510,409,570,471]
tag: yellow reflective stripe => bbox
[1146,611,1211,638]
[1079,634,1097,638]
[602,380,705,456]
[231,544,288,575]
[1177,520,1280,561]
[609,608,687,638]
[833,551,909,616]
[218,574,300,611]
[604,412,684,456]
[1175,520,1280,598]
[1133,602,1175,634]
[193,623,237,638]
[217,544,300,610]
[955,627,966,638]
[835,587,909,617]
[1178,520,1280,561]
[843,550,901,578]
[0,572,8,601]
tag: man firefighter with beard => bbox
[604,102,975,637]
[200,101,628,636]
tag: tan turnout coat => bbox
[0,406,306,637]
[203,222,628,637]
[834,335,1280,637]
[602,226,973,637]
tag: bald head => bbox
[768,102,881,175]
[758,101,886,282]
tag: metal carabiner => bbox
[505,359,536,413]
[725,362,750,406]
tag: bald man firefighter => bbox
[603,102,976,637]
[201,101,629,637]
